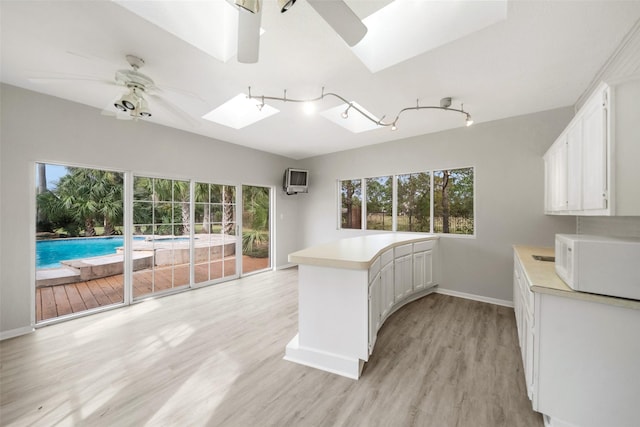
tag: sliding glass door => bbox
[132,176,191,299]
[35,167,272,323]
[35,163,124,323]
[194,182,238,285]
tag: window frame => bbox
[337,166,476,238]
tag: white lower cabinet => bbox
[368,239,439,355]
[368,270,381,354]
[413,250,433,291]
[394,254,413,301]
[514,250,640,427]
[513,257,535,400]
[380,261,394,320]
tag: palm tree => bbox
[242,186,269,254]
[56,168,123,236]
[223,185,235,235]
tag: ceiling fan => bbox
[29,53,199,126]
[235,0,368,63]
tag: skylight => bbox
[320,102,380,133]
[202,94,279,129]
[113,0,239,62]
[352,0,508,72]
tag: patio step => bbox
[36,266,81,288]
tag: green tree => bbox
[55,167,123,237]
[242,185,268,254]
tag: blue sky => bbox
[40,163,68,190]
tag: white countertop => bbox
[514,245,640,310]
[289,233,439,270]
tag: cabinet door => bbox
[380,262,394,319]
[581,88,608,211]
[413,250,433,291]
[544,139,568,212]
[566,120,583,211]
[394,254,412,301]
[368,271,381,354]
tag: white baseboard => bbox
[276,263,297,271]
[436,287,514,308]
[0,325,34,341]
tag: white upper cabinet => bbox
[544,79,640,216]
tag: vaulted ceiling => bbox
[2,1,639,159]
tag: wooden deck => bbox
[36,256,269,322]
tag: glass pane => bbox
[434,168,474,235]
[134,176,152,200]
[242,185,270,274]
[154,178,173,201]
[174,180,190,202]
[194,182,210,203]
[35,163,124,323]
[341,179,362,229]
[134,201,153,225]
[397,172,430,232]
[366,176,392,231]
[210,184,222,203]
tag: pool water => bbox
[36,236,192,269]
[36,237,127,269]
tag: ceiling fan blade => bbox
[148,93,200,128]
[237,6,262,63]
[307,0,367,47]
[28,74,115,86]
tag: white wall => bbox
[297,108,577,304]
[0,84,300,337]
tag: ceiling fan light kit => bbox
[246,87,473,131]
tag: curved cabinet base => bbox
[284,334,365,380]
[285,235,439,380]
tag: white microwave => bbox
[555,234,640,300]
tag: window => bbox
[397,172,430,232]
[434,168,474,235]
[339,167,474,235]
[340,179,362,229]
[366,176,392,230]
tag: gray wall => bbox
[0,83,580,337]
[0,84,300,337]
[297,108,577,303]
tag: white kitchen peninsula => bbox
[285,233,439,379]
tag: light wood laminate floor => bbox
[1,268,542,426]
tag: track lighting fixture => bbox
[278,0,296,13]
[341,104,352,119]
[246,87,473,131]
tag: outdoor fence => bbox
[366,213,473,234]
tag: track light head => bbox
[278,0,296,13]
[465,115,473,127]
[440,97,452,109]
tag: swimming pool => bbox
[36,236,192,269]
[36,237,124,269]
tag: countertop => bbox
[514,245,640,310]
[289,233,438,270]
